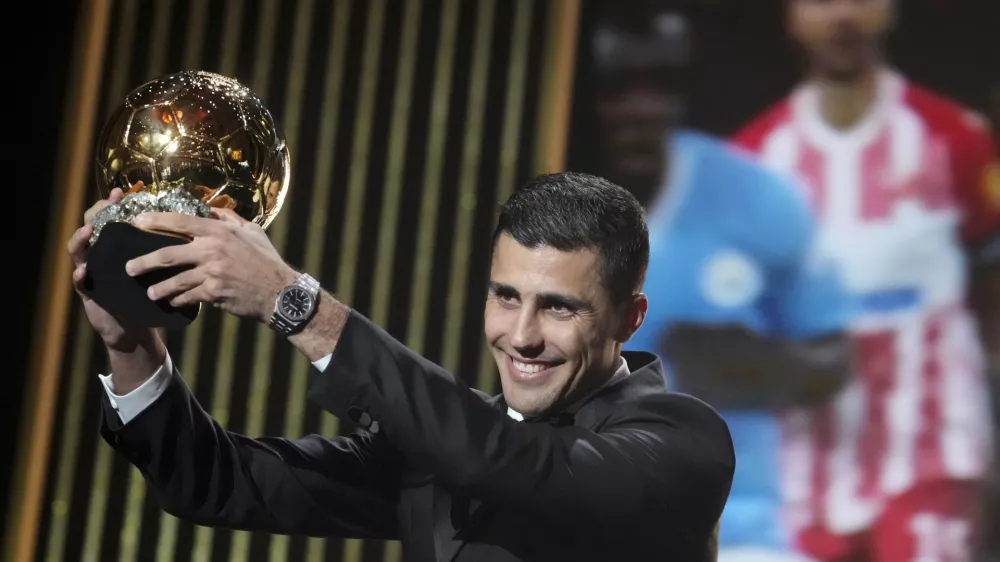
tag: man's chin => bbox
[813,53,875,83]
[503,395,549,418]
[822,66,868,83]
[498,379,555,416]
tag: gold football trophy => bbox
[83,70,290,328]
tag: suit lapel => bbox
[435,354,666,560]
[433,484,466,561]
[442,411,576,559]
[433,394,507,561]
[573,354,667,429]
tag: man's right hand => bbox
[69,186,132,347]
[69,184,165,393]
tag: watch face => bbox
[280,287,313,321]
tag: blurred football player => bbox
[733,1,999,560]
[589,6,853,561]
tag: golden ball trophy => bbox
[83,70,290,328]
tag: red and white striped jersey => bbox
[732,69,1000,534]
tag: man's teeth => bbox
[512,359,549,374]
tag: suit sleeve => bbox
[308,311,736,542]
[99,365,401,539]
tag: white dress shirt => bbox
[99,352,334,424]
[99,352,630,425]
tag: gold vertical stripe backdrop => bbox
[273,3,353,562]
[310,0,357,556]
[369,0,423,331]
[42,317,94,562]
[406,0,460,357]
[41,1,139,559]
[440,0,497,374]
[367,2,424,558]
[231,1,316,561]
[535,0,580,173]
[301,4,353,561]
[12,1,580,561]
[334,6,388,559]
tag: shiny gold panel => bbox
[13,1,575,561]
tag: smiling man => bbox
[69,171,734,562]
[484,177,646,419]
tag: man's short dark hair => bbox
[492,171,649,305]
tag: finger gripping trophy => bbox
[84,70,290,328]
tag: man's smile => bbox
[505,354,563,385]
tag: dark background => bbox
[13,1,84,505]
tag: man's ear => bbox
[617,293,647,342]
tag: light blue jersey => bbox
[624,129,850,550]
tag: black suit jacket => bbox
[100,310,734,561]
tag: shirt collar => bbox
[506,356,631,421]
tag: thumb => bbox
[72,264,93,301]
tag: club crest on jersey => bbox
[700,249,763,307]
[983,161,1000,209]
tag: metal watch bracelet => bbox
[269,273,320,336]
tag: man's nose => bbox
[510,311,543,353]
[831,0,864,22]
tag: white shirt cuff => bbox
[98,352,174,425]
[312,354,332,372]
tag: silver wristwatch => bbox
[269,273,321,336]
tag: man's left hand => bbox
[126,209,298,324]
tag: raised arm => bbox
[70,194,388,540]
[98,345,401,539]
[110,203,733,547]
[304,305,735,547]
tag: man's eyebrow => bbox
[489,281,594,311]
[488,281,518,295]
[537,292,594,312]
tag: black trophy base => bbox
[83,221,200,329]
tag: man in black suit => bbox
[68,171,735,561]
